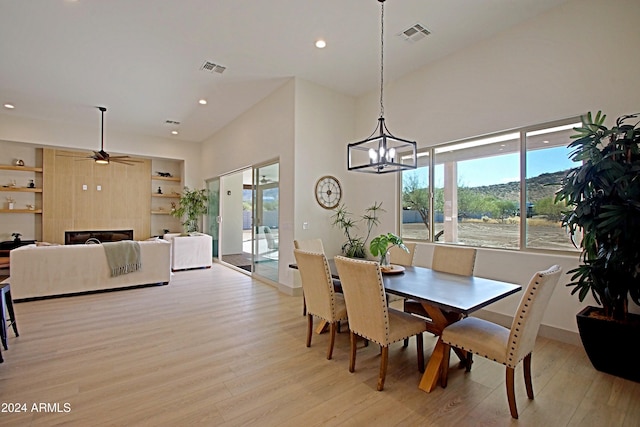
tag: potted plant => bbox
[555,111,640,382]
[171,187,209,233]
[331,202,384,258]
[369,232,408,267]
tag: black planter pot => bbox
[577,306,640,382]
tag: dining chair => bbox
[388,242,416,266]
[294,239,332,316]
[334,256,428,391]
[440,264,562,419]
[403,245,477,323]
[293,249,348,360]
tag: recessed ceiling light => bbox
[3,103,15,109]
[171,130,179,135]
[315,39,327,49]
[198,99,207,105]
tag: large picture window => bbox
[400,118,581,252]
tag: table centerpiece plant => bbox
[554,110,640,381]
[369,232,408,268]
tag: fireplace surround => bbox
[65,230,133,245]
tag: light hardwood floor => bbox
[1,264,639,426]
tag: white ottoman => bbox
[163,233,213,271]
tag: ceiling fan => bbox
[260,175,274,184]
[84,106,141,165]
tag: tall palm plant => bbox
[171,187,209,233]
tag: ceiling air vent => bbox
[165,120,181,125]
[398,23,431,43]
[200,61,226,74]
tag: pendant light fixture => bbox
[347,0,417,174]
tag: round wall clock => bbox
[315,175,342,209]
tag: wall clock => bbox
[315,175,342,209]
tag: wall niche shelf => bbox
[0,165,43,172]
[151,210,173,215]
[152,175,181,182]
[0,209,42,214]
[152,193,180,198]
[1,187,43,193]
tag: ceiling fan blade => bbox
[111,159,137,166]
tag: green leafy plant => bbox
[555,111,640,320]
[171,187,209,233]
[331,202,384,258]
[369,232,408,264]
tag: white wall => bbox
[200,79,296,290]
[219,171,244,255]
[343,0,640,335]
[292,80,356,254]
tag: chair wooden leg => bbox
[441,343,451,388]
[506,366,519,419]
[302,294,306,316]
[327,322,336,360]
[306,314,313,347]
[377,346,389,391]
[416,333,425,373]
[465,352,473,372]
[524,353,534,399]
[349,331,357,373]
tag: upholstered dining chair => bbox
[294,239,328,316]
[294,249,348,360]
[334,256,428,391]
[388,242,416,266]
[404,245,477,323]
[440,265,562,419]
[293,238,324,253]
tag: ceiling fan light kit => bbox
[90,106,141,166]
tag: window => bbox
[400,118,581,252]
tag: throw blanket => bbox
[102,241,141,277]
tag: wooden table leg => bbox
[418,304,462,392]
[419,338,445,392]
[315,320,328,334]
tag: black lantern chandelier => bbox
[347,0,417,174]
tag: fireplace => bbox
[65,230,134,245]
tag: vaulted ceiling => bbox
[0,0,566,143]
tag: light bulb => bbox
[369,148,378,161]
[387,147,396,161]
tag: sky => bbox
[406,145,576,188]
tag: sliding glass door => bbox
[205,178,220,258]
[252,162,279,282]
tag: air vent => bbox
[200,61,226,74]
[398,23,431,43]
[165,120,181,125]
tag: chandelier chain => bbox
[379,1,385,119]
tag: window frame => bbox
[398,116,581,254]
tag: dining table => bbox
[289,259,521,392]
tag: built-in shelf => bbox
[0,187,43,193]
[0,209,42,214]
[152,175,181,182]
[151,210,173,215]
[152,193,180,198]
[0,164,43,172]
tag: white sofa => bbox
[163,233,213,271]
[9,240,171,300]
